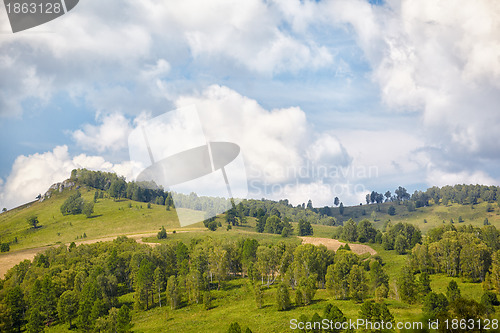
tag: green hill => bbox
[2,175,500,252]
[0,184,205,252]
[330,200,500,234]
[1,174,499,332]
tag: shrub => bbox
[27,215,39,229]
[157,226,167,239]
[82,202,94,218]
[0,243,9,252]
[60,191,84,215]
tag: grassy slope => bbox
[2,189,499,332]
[0,186,205,251]
[333,200,500,233]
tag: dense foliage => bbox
[0,235,396,331]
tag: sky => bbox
[1,0,500,210]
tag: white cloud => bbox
[136,0,333,74]
[0,55,53,117]
[0,146,133,210]
[72,113,132,152]
[426,167,497,188]
[332,0,500,159]
[0,0,336,119]
[174,85,355,205]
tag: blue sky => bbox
[1,0,500,209]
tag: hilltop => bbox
[1,169,500,253]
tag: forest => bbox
[1,169,500,332]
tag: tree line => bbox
[0,235,393,332]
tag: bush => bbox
[157,226,167,239]
[387,206,396,216]
[27,215,39,229]
[276,283,291,311]
[0,243,9,252]
[83,202,94,218]
[60,191,84,215]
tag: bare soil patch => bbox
[0,230,200,277]
[299,236,377,255]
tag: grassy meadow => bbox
[1,184,500,332]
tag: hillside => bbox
[1,174,499,332]
[2,174,500,253]
[0,183,205,253]
[330,200,500,234]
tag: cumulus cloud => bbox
[72,113,132,152]
[174,85,353,205]
[323,0,500,173]
[0,0,335,118]
[0,146,133,210]
[426,167,497,188]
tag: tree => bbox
[228,322,242,333]
[203,290,212,310]
[254,284,264,309]
[356,220,376,243]
[264,215,283,234]
[480,292,498,315]
[397,266,417,303]
[82,201,94,218]
[446,280,461,302]
[348,265,368,302]
[422,292,448,319]
[418,272,432,298]
[334,197,339,207]
[1,243,10,252]
[306,199,313,210]
[395,186,410,201]
[153,267,165,307]
[298,219,313,236]
[341,219,357,242]
[370,260,389,294]
[157,226,167,239]
[2,207,6,212]
[57,290,78,329]
[394,234,408,254]
[116,305,132,332]
[5,286,25,332]
[135,259,155,310]
[276,283,291,311]
[167,275,181,310]
[26,308,44,333]
[387,205,396,216]
[109,178,127,199]
[359,301,394,323]
[323,303,347,331]
[226,207,238,226]
[60,191,84,215]
[339,202,344,215]
[281,222,293,237]
[27,215,39,229]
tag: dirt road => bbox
[299,236,377,255]
[0,231,188,278]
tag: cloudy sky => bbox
[1,0,499,210]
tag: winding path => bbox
[0,231,197,278]
[299,236,377,255]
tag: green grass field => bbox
[2,185,499,332]
[0,187,204,251]
[333,201,500,234]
